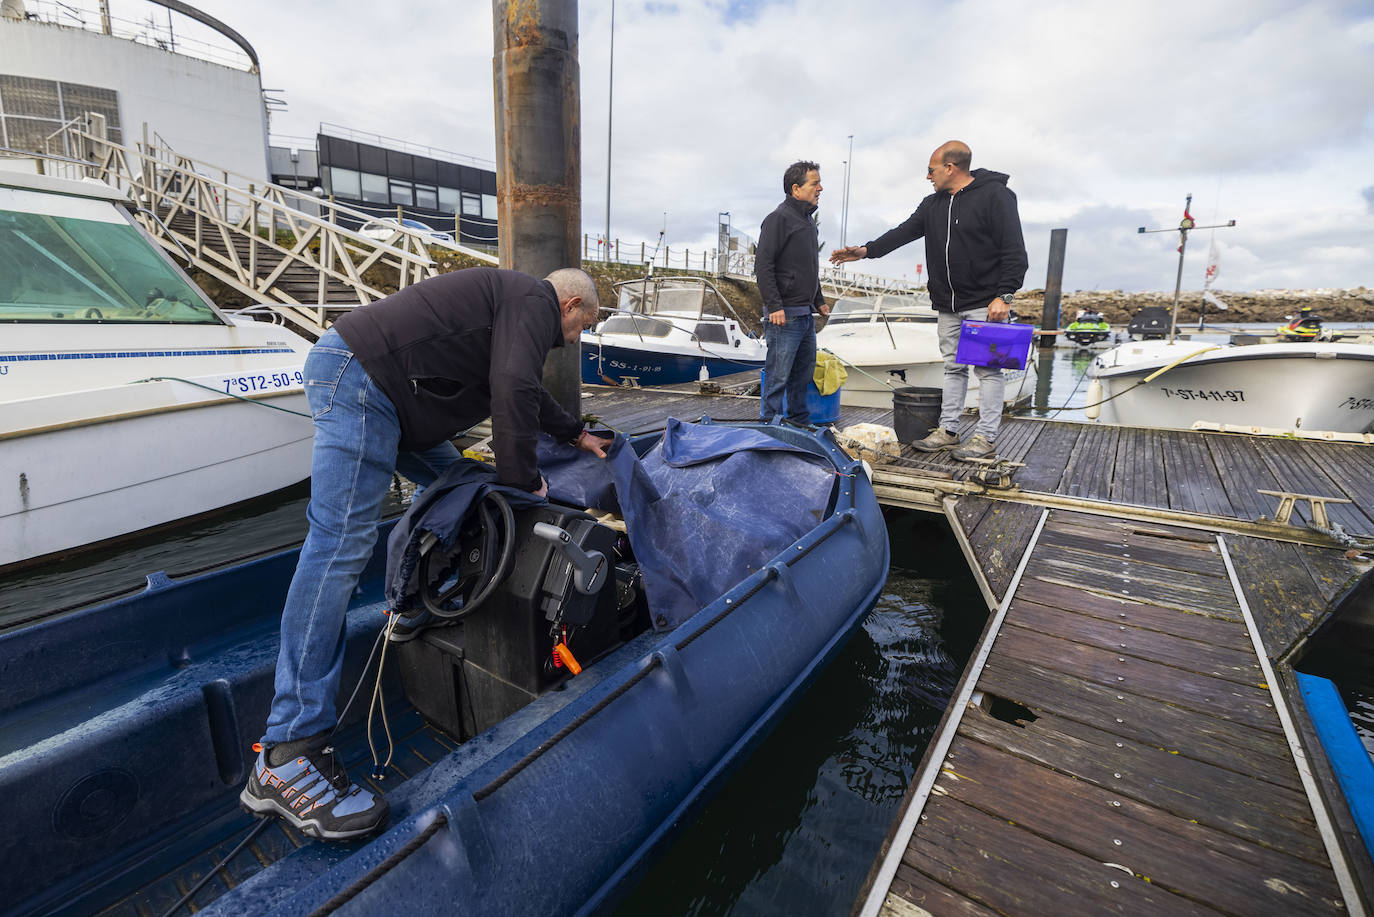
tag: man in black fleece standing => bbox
[831,141,1027,459]
[756,160,831,423]
[241,266,609,841]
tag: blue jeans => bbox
[938,307,1005,440]
[760,314,816,423]
[263,329,460,746]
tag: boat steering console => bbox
[397,498,646,741]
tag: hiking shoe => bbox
[912,428,960,452]
[241,740,389,840]
[388,608,433,643]
[952,434,996,461]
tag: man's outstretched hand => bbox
[829,245,867,265]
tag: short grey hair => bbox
[545,268,599,315]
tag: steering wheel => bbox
[418,491,518,622]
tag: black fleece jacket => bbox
[864,169,1028,313]
[755,196,827,317]
[333,267,583,490]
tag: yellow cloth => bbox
[813,351,847,396]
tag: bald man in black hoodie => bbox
[831,141,1027,460]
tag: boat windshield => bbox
[616,279,723,319]
[0,189,220,324]
[826,293,935,324]
[599,315,674,337]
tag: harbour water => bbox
[2,335,1368,913]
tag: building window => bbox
[389,178,414,207]
[461,192,482,217]
[0,75,123,153]
[438,187,459,214]
[414,184,438,210]
[482,194,498,220]
[360,172,389,204]
[329,167,361,199]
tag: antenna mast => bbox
[1138,194,1234,343]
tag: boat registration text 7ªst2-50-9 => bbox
[1160,388,1246,402]
[222,370,305,395]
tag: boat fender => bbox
[1085,379,1103,420]
[698,363,710,382]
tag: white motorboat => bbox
[1,171,315,568]
[582,276,765,386]
[1087,338,1374,433]
[815,293,1037,409]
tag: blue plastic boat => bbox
[0,418,888,916]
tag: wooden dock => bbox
[579,381,1374,916]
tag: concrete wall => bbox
[0,19,269,185]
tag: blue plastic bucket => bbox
[761,371,842,424]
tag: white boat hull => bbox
[2,325,314,567]
[1091,340,1374,433]
[3,392,312,565]
[816,322,1036,410]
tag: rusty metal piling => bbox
[493,0,583,415]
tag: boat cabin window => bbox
[0,190,220,324]
[694,322,729,344]
[599,315,673,337]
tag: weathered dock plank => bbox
[991,625,1277,732]
[962,500,1043,602]
[906,792,1218,916]
[1012,578,1251,650]
[1006,600,1262,684]
[936,736,1344,913]
[977,659,1299,786]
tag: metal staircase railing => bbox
[14,123,497,338]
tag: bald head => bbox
[934,141,971,173]
[927,140,973,193]
[546,267,601,343]
[545,268,600,317]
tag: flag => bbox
[1204,238,1220,289]
[1202,290,1228,311]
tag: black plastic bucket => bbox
[892,386,942,444]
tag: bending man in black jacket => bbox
[241,266,608,841]
[756,160,831,423]
[831,141,1028,460]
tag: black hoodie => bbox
[864,168,1028,313]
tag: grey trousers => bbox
[937,307,1005,441]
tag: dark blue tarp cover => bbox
[386,420,836,630]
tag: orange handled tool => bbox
[552,642,582,675]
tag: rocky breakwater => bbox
[1017,287,1374,327]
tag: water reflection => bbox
[610,515,985,916]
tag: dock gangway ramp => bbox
[21,124,496,339]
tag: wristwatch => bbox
[998,292,1016,304]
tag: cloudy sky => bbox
[175,1,1374,291]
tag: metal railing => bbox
[579,233,921,298]
[9,122,497,338]
[12,0,255,72]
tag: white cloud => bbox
[179,0,1374,290]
